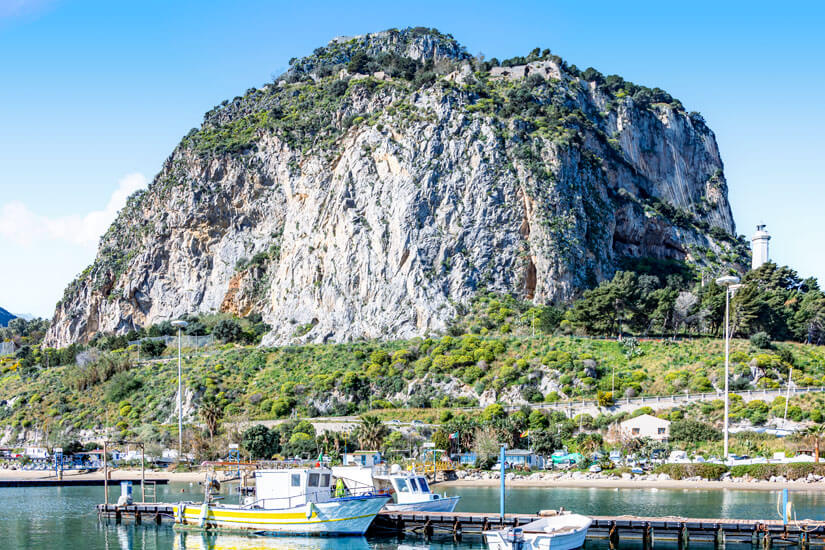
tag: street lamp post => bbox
[171,319,188,461]
[716,276,741,460]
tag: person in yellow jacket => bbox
[334,478,347,498]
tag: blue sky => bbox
[1,0,823,317]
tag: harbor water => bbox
[2,482,825,549]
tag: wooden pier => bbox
[373,511,825,547]
[96,504,825,546]
[98,503,175,525]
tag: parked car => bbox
[589,464,602,473]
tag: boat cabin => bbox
[254,468,334,508]
[389,474,440,504]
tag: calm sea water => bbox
[2,482,825,549]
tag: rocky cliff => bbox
[45,28,742,348]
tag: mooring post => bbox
[103,440,109,506]
[500,444,506,522]
[782,488,789,525]
[609,521,620,549]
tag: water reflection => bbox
[173,532,372,550]
[171,534,491,550]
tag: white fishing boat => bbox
[484,513,591,550]
[332,464,460,513]
[377,471,460,513]
[172,467,389,535]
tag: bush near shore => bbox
[654,463,728,480]
[654,463,825,481]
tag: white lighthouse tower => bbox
[751,224,771,270]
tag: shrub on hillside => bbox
[214,319,243,343]
[68,352,133,391]
[670,419,721,443]
[750,332,772,349]
[140,339,167,357]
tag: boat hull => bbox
[173,495,389,535]
[384,495,460,513]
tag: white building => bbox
[24,447,49,459]
[345,450,382,467]
[619,414,671,441]
[502,449,546,470]
[752,224,771,270]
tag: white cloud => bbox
[0,173,148,248]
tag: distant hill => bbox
[0,307,15,327]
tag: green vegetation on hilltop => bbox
[2,285,824,452]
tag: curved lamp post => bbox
[171,319,188,460]
[716,276,741,459]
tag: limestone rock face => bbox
[45,28,739,348]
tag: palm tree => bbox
[806,425,825,462]
[357,415,389,450]
[198,395,224,441]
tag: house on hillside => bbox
[620,414,671,441]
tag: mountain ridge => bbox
[0,307,15,328]
[45,27,744,348]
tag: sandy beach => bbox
[0,468,206,483]
[438,477,825,492]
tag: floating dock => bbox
[96,505,825,546]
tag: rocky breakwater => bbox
[454,469,825,486]
[46,27,743,348]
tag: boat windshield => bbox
[395,478,410,492]
[409,477,419,492]
[417,477,430,492]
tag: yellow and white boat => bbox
[172,467,389,535]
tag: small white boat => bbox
[484,513,591,550]
[378,472,460,513]
[173,467,389,535]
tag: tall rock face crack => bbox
[45,28,739,348]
